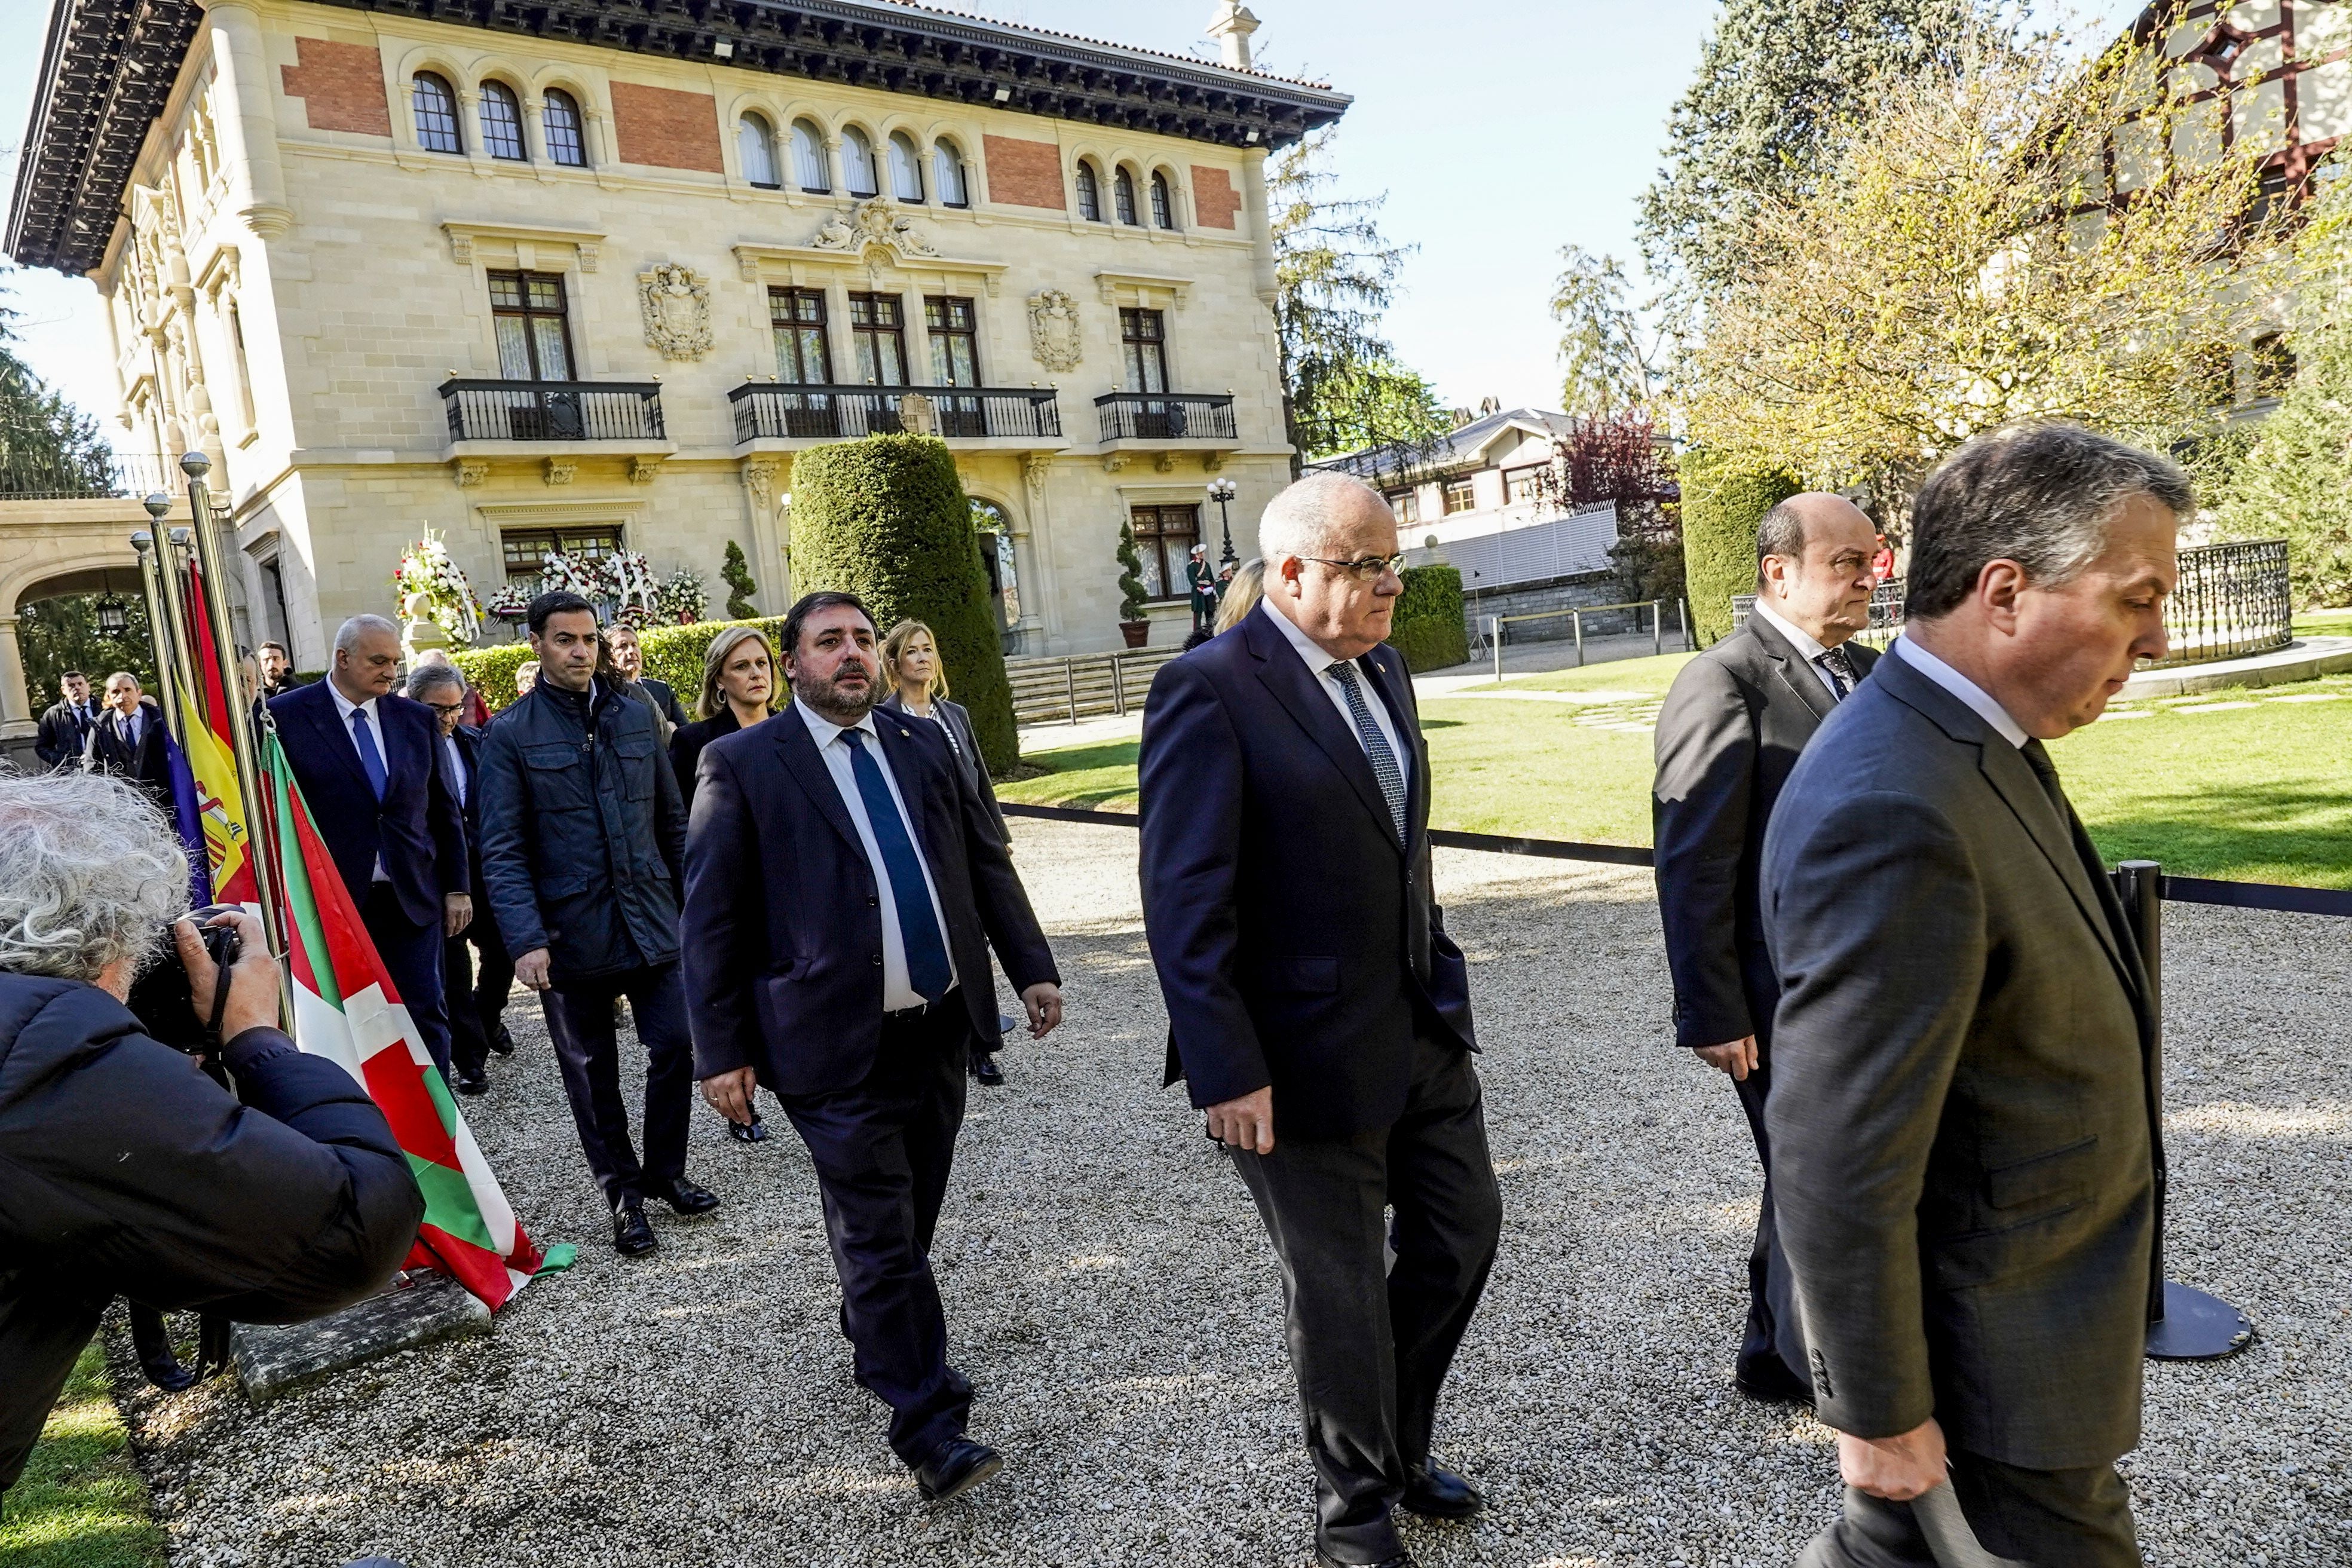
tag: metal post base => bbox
[2145,1279,2252,1360]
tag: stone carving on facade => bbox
[543,457,577,486]
[1027,289,1083,372]
[742,457,781,511]
[638,264,713,361]
[895,393,937,437]
[628,456,663,485]
[1022,453,1051,497]
[453,459,489,488]
[810,201,937,259]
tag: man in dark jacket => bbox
[478,592,718,1254]
[604,623,688,728]
[407,664,513,1096]
[1,770,422,1499]
[80,673,173,808]
[34,670,97,768]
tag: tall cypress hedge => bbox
[788,434,1019,774]
[1389,564,1468,672]
[1679,448,1799,647]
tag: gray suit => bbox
[1653,615,1875,1392]
[1762,644,2155,1566]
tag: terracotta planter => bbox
[1119,620,1150,648]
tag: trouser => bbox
[444,902,513,1078]
[363,884,451,1081]
[1799,1453,2141,1568]
[779,994,974,1468]
[1731,1060,1809,1392]
[540,961,695,1208]
[1229,1035,1503,1565]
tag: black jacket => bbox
[0,976,422,1494]
[35,700,97,769]
[476,676,687,984]
[669,706,756,816]
[639,676,689,730]
[268,681,468,930]
[878,693,1007,844]
[80,702,173,805]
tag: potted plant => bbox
[1116,519,1151,648]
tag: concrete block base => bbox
[232,1272,490,1402]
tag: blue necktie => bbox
[350,708,388,801]
[839,727,951,1002]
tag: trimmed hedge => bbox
[1390,564,1469,672]
[1680,449,1799,647]
[451,615,788,715]
[788,434,1018,775]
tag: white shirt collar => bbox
[1891,635,2029,749]
[1751,598,1833,667]
[794,699,880,748]
[327,682,378,723]
[1260,597,1350,677]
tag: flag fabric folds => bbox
[176,562,259,908]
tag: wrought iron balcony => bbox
[1095,392,1238,444]
[440,379,666,443]
[729,384,1062,443]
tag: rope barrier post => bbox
[2114,859,2252,1361]
[1111,653,1126,718]
[1679,597,1692,651]
[1064,658,1079,726]
[1573,610,1585,668]
[1651,599,1662,657]
[1489,617,1501,686]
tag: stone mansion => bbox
[7,0,1345,666]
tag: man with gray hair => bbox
[1762,423,2178,1566]
[407,662,513,1095]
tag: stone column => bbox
[0,614,35,741]
[520,93,550,164]
[1241,148,1277,307]
[203,2,293,238]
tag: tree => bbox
[721,539,759,620]
[17,590,157,709]
[1539,412,1685,605]
[0,271,115,496]
[1680,449,1799,645]
[1114,519,1148,624]
[1549,248,1662,418]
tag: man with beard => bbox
[684,590,1062,1503]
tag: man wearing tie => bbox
[406,663,513,1097]
[1140,473,1500,1568]
[79,672,173,808]
[685,591,1062,1503]
[1650,492,1879,1403]
[35,671,97,770]
[269,615,470,1081]
[1763,424,2176,1566]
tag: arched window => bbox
[791,120,829,192]
[1150,170,1177,230]
[1113,166,1139,225]
[478,81,526,161]
[412,72,462,154]
[1076,160,1103,222]
[970,498,1021,631]
[841,127,879,197]
[738,112,779,188]
[888,131,924,201]
[933,139,969,207]
[543,89,586,167]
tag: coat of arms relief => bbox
[638,263,713,360]
[1027,289,1083,372]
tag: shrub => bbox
[449,642,535,710]
[1389,564,1468,672]
[1680,449,1799,646]
[1115,520,1148,623]
[788,434,1018,773]
[721,540,760,620]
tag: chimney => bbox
[1206,1,1261,70]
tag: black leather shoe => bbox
[1734,1353,1814,1404]
[453,1069,488,1097]
[653,1178,721,1216]
[971,1052,1004,1087]
[727,1114,771,1143]
[1402,1462,1484,1520]
[129,1304,196,1392]
[915,1437,1003,1502]
[1314,1550,1414,1568]
[488,1022,516,1056]
[612,1203,657,1255]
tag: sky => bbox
[1,0,2142,443]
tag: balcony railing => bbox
[2149,538,2292,667]
[1095,392,1238,444]
[730,384,1062,443]
[440,379,666,443]
[0,449,183,501]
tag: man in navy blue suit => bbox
[269,614,470,1080]
[685,591,1062,1505]
[1140,472,1502,1568]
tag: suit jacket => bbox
[878,693,1008,844]
[639,676,689,730]
[1138,608,1473,1142]
[669,706,753,816]
[268,681,468,929]
[35,700,98,768]
[681,702,1058,1098]
[1760,645,2157,1470]
[1652,617,1878,1051]
[79,702,172,801]
[445,723,489,889]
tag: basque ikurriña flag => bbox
[261,725,543,1308]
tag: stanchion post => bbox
[1651,599,1662,657]
[149,526,203,749]
[1680,598,1692,652]
[1573,610,1585,667]
[129,516,182,746]
[1489,617,1501,685]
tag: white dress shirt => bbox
[1890,635,2029,749]
[1258,599,1411,771]
[112,706,143,749]
[1751,598,1846,700]
[794,701,958,1012]
[326,682,394,881]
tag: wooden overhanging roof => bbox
[7,0,1350,278]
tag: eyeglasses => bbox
[424,701,465,717]
[1301,553,1406,583]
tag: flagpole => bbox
[147,525,204,751]
[129,515,183,747]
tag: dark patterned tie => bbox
[1328,661,1407,847]
[1815,645,1859,701]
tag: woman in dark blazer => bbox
[878,619,1013,1086]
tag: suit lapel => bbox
[775,704,869,862]
[1745,615,1835,723]
[300,687,375,798]
[871,709,942,860]
[1245,611,1402,855]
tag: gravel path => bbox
[117,819,2351,1567]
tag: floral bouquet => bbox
[655,568,708,625]
[391,527,484,645]
[605,550,659,621]
[539,549,602,600]
[483,583,531,623]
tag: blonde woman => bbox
[668,625,779,815]
[1212,557,1266,635]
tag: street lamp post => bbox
[1208,477,1238,566]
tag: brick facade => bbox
[1191,164,1240,230]
[610,82,722,173]
[280,38,390,137]
[985,135,1066,210]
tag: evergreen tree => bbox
[721,539,759,619]
[0,271,115,495]
[1114,520,1148,624]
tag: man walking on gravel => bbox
[1763,424,2175,1567]
[1140,473,1500,1568]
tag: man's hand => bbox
[174,908,279,1041]
[700,1065,757,1126]
[1694,1034,1759,1080]
[1206,1086,1275,1154]
[1021,981,1063,1039]
[513,947,553,991]
[443,892,473,938]
[1838,1419,1947,1502]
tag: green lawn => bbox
[1004,654,2352,887]
[0,1343,164,1568]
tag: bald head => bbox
[1257,471,1394,567]
[1756,492,1878,648]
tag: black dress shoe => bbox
[653,1178,721,1215]
[1734,1353,1814,1404]
[1402,1463,1484,1520]
[915,1437,1003,1502]
[129,1304,196,1392]
[488,1022,516,1056]
[612,1203,657,1255]
[727,1114,771,1143]
[453,1069,488,1097]
[1314,1550,1414,1568]
[970,1052,1004,1087]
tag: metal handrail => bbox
[439,378,665,443]
[729,383,1062,442]
[1483,598,1692,681]
[1094,391,1238,443]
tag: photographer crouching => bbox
[0,770,424,1502]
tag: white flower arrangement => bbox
[483,583,531,623]
[605,550,659,620]
[538,549,601,599]
[654,569,708,625]
[391,527,485,645]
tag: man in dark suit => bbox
[1763,424,2179,1567]
[79,673,172,808]
[35,671,97,769]
[405,663,513,1097]
[1140,473,1500,1568]
[1652,491,1880,1403]
[685,590,1061,1503]
[604,623,687,727]
[269,615,470,1082]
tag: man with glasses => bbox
[406,663,514,1095]
[1140,472,1499,1568]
